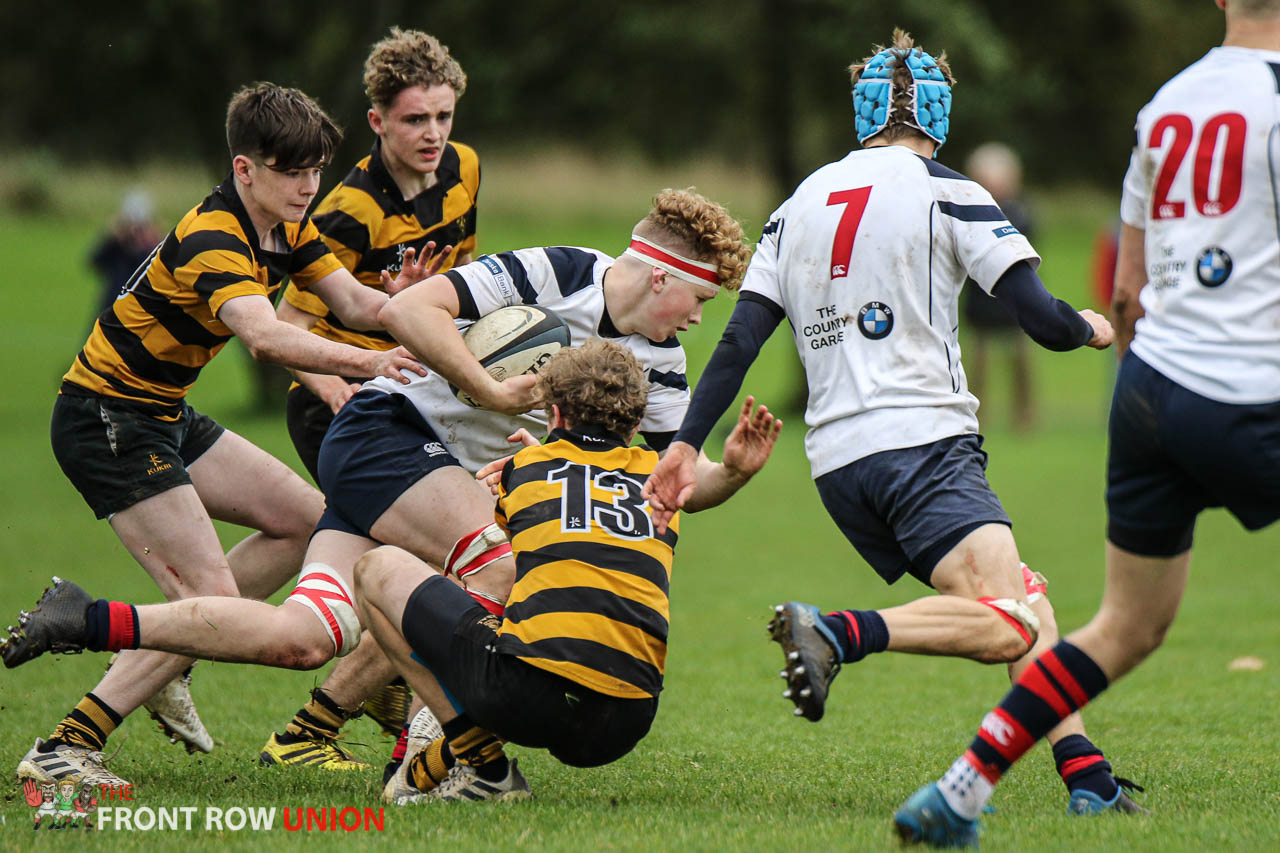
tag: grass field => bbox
[0,157,1276,851]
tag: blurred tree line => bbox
[1,0,1223,198]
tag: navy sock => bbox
[820,610,889,663]
[84,599,139,652]
[1053,733,1119,800]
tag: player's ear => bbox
[367,107,384,135]
[650,267,668,293]
[231,154,255,184]
[550,403,569,429]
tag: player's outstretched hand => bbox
[476,429,542,495]
[1079,309,1115,349]
[381,243,455,296]
[722,396,782,480]
[643,441,698,535]
[481,374,540,415]
[370,346,429,383]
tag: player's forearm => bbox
[992,261,1093,351]
[243,321,380,378]
[308,270,388,331]
[380,301,494,400]
[681,451,751,513]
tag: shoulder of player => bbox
[446,140,481,192]
[171,203,255,264]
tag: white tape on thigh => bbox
[444,523,511,582]
[287,562,361,658]
[979,597,1041,650]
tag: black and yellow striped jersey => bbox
[494,425,680,700]
[62,174,343,420]
[280,139,480,352]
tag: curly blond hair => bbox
[849,29,955,146]
[633,188,752,292]
[364,28,467,109]
[536,340,648,438]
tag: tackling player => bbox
[3,188,773,799]
[643,29,1135,826]
[358,340,780,802]
[8,82,431,788]
[895,1,1280,845]
[265,26,479,771]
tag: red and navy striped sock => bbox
[966,640,1109,784]
[85,600,140,652]
[820,610,889,663]
[940,641,1110,819]
[1052,734,1119,801]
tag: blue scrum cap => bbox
[852,46,951,153]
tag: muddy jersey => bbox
[744,145,1039,477]
[364,247,689,472]
[1121,46,1280,404]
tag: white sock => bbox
[938,755,995,821]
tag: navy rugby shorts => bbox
[814,434,1011,586]
[402,575,658,768]
[314,389,463,537]
[1107,352,1280,556]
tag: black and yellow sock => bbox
[45,693,122,752]
[407,737,454,792]
[442,714,508,782]
[280,689,354,744]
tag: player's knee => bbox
[352,546,397,598]
[270,637,334,671]
[975,597,1040,663]
[285,563,361,659]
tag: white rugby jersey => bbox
[365,247,690,472]
[1121,46,1280,404]
[744,145,1039,477]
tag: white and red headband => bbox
[624,235,721,291]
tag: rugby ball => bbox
[454,305,571,407]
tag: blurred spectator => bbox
[960,143,1037,432]
[87,189,160,322]
[1092,219,1121,312]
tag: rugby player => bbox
[895,1,1280,844]
[265,26,479,770]
[363,340,780,801]
[9,82,430,787]
[643,29,1137,827]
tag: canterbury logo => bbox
[980,711,1014,747]
[423,442,446,456]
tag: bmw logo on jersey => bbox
[858,302,894,340]
[1195,246,1232,288]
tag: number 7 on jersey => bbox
[827,186,873,279]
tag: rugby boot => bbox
[767,601,841,721]
[144,666,214,754]
[382,706,445,803]
[893,783,980,848]
[258,732,369,770]
[364,678,413,737]
[431,758,531,803]
[2,578,92,668]
[16,738,131,788]
[1068,777,1149,815]
[105,654,215,754]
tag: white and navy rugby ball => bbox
[454,305,571,407]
